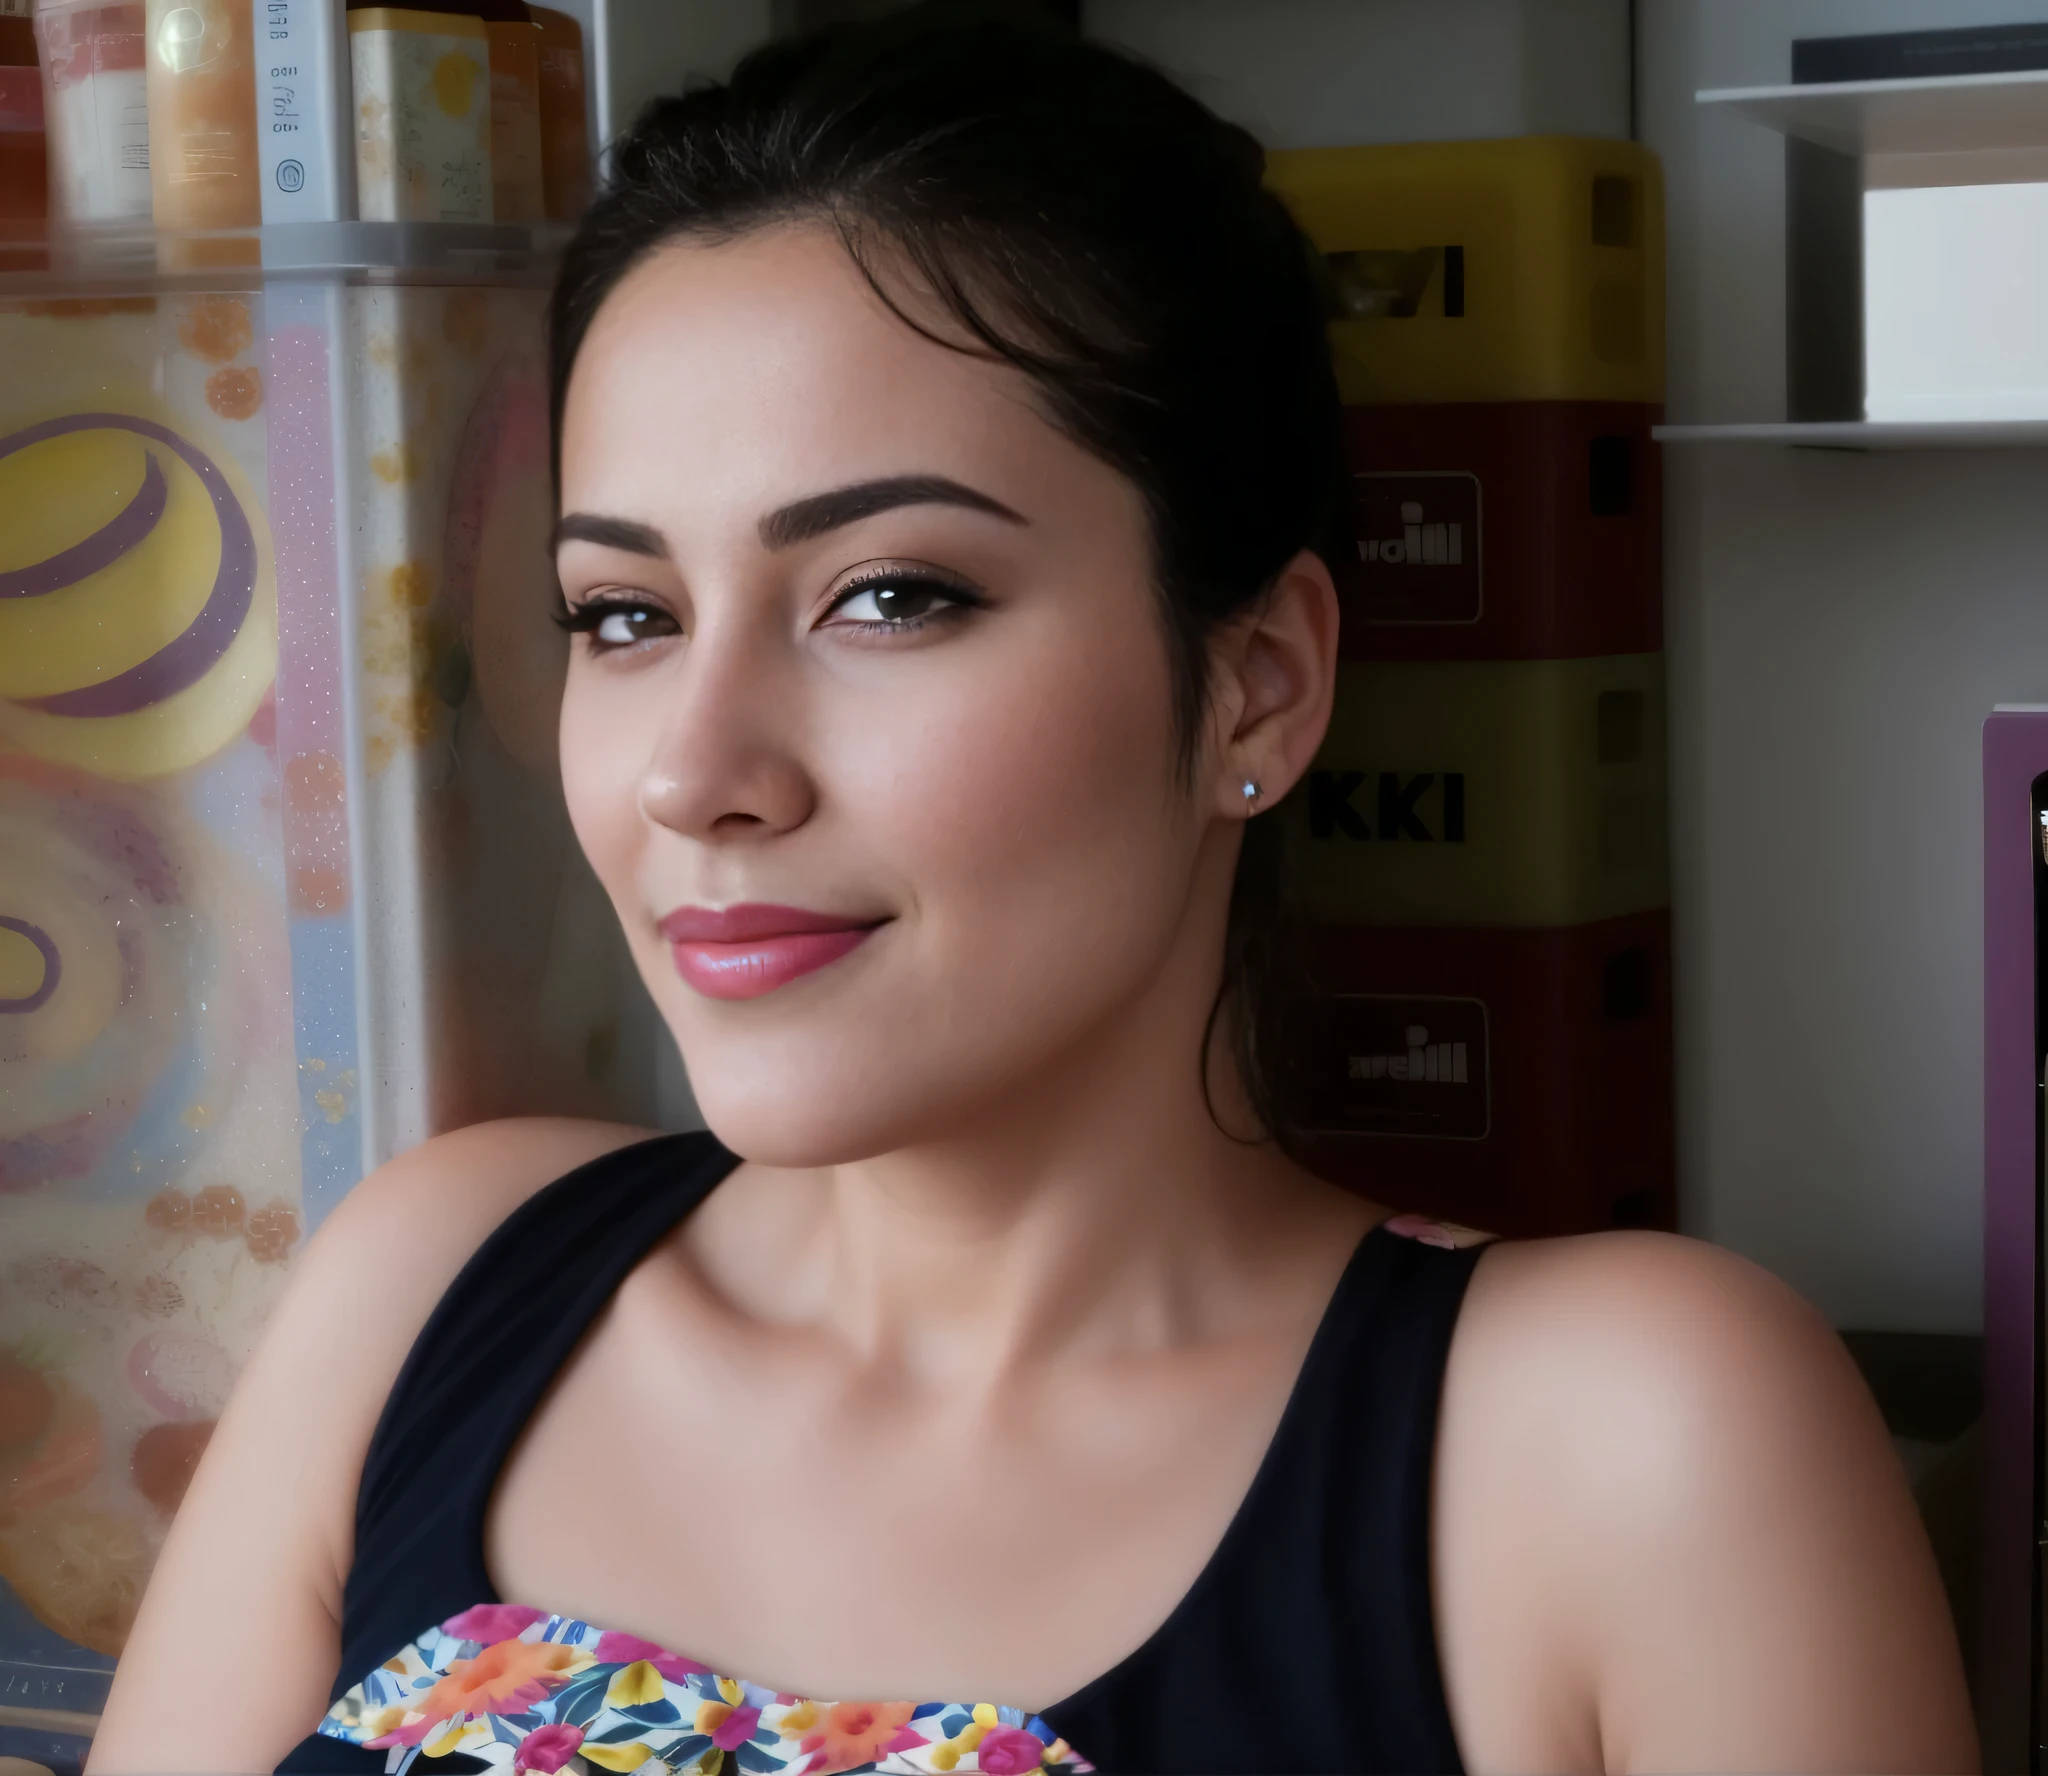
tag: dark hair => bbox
[549,2,1344,1140]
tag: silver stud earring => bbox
[1242,778,1262,812]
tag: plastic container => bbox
[474,0,537,222]
[0,0,46,220]
[1267,136,1666,406]
[1334,401,1662,662]
[346,3,490,222]
[1285,651,1669,929]
[143,0,258,228]
[529,0,582,222]
[1286,911,1675,1238]
[33,0,150,223]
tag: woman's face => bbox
[556,225,1245,1163]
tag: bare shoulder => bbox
[265,1115,668,1461]
[266,1117,657,1390]
[92,1118,660,1768]
[1449,1227,1853,1434]
[237,1114,658,1421]
[305,1115,661,1315]
[1434,1231,1977,1773]
[1441,1227,1888,1562]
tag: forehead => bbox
[559,225,1081,527]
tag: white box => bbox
[256,0,354,223]
[1865,174,2048,422]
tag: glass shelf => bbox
[0,1699,104,1738]
[1655,419,2048,448]
[0,221,574,294]
[1697,67,2048,156]
[1681,70,2048,441]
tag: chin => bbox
[666,991,1075,1167]
[637,905,1182,1166]
[682,1055,964,1168]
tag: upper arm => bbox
[86,1116,652,1774]
[1433,1232,1978,1776]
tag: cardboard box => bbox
[1268,135,1666,405]
[1335,400,1661,660]
[1285,912,1675,1238]
[1286,652,1669,928]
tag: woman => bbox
[91,10,1975,1774]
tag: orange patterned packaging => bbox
[475,0,538,222]
[528,1,581,222]
[143,0,259,236]
[346,2,491,223]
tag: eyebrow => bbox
[551,512,669,557]
[757,475,1026,549]
[552,474,1026,564]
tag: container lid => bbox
[346,3,489,35]
[528,4,580,42]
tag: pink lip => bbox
[657,903,887,1001]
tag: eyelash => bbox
[551,595,673,651]
[553,569,984,655]
[828,566,983,635]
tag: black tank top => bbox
[277,1133,1485,1774]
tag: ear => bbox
[1205,548,1340,820]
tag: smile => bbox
[657,904,889,1001]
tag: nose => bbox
[636,610,818,845]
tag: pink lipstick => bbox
[658,903,886,1001]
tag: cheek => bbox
[866,604,1190,961]
[557,670,647,905]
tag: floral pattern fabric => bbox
[320,1215,1493,1775]
[1378,1214,1496,1252]
[318,1605,1093,1776]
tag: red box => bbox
[1334,401,1662,663]
[1282,910,1675,1238]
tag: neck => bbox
[686,888,1370,1395]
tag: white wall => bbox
[1642,0,2048,1331]
[605,0,1632,152]
[1087,0,1629,147]
[601,0,776,142]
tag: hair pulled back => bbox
[549,2,1344,1140]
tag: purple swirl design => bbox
[0,450,167,600]
[0,915,60,1014]
[0,414,256,718]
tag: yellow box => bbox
[1267,136,1665,406]
[1284,653,1669,928]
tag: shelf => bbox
[1655,420,2048,448]
[1697,68,2048,156]
[0,1699,100,1736]
[0,220,574,295]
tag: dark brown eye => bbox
[593,607,660,645]
[832,580,954,625]
[827,572,982,630]
[554,599,680,649]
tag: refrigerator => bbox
[0,222,667,1766]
